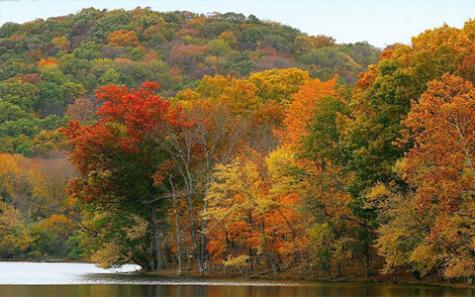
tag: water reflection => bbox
[0,284,473,297]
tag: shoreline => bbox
[1,260,473,289]
[142,269,475,289]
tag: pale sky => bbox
[0,0,473,48]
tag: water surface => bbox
[0,262,472,297]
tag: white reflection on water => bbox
[0,262,140,285]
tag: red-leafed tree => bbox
[63,81,192,271]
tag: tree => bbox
[204,156,272,273]
[0,153,20,198]
[63,81,189,271]
[51,36,69,51]
[0,201,32,256]
[397,74,475,281]
[0,101,32,125]
[336,23,474,276]
[294,35,335,55]
[65,97,96,123]
[249,68,310,104]
[265,148,309,272]
[107,30,140,47]
[282,79,356,276]
[0,80,39,112]
[283,78,338,150]
[154,95,247,273]
[459,53,475,83]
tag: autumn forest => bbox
[1,8,475,285]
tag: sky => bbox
[0,0,473,48]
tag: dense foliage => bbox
[1,8,475,284]
[0,8,379,156]
[0,153,78,259]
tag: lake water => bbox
[0,262,473,297]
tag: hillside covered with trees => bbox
[0,7,378,156]
[1,7,475,285]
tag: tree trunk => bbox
[186,190,205,273]
[363,223,372,278]
[151,208,164,271]
[169,176,182,275]
[200,219,208,272]
[183,170,203,272]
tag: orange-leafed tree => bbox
[282,77,356,276]
[377,74,475,281]
[283,78,338,150]
[107,30,141,47]
[402,74,475,212]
